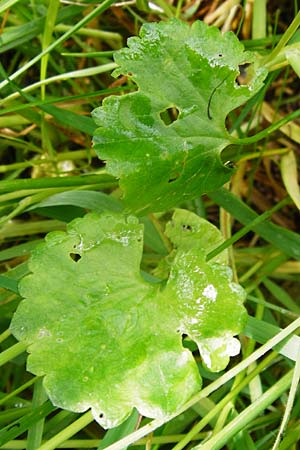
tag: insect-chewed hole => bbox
[69,252,81,262]
[236,63,251,85]
[223,160,235,169]
[182,224,192,231]
[160,106,180,126]
[168,173,180,183]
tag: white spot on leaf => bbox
[202,284,217,302]
[38,328,52,338]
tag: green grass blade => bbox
[2,63,117,105]
[263,278,300,314]
[0,378,38,407]
[36,412,94,450]
[0,5,84,54]
[252,0,267,39]
[26,379,48,450]
[209,188,300,259]
[0,343,26,368]
[0,174,116,194]
[0,402,57,447]
[0,240,42,262]
[0,275,19,293]
[194,371,293,450]
[206,197,290,261]
[0,0,117,91]
[28,190,122,213]
[244,316,300,362]
[0,0,21,14]
[97,410,139,450]
[271,345,300,449]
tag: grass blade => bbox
[209,188,300,259]
[281,150,300,210]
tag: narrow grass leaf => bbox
[206,197,290,261]
[0,62,97,136]
[244,316,300,362]
[285,47,300,77]
[281,150,300,210]
[0,377,38,407]
[26,379,48,450]
[0,5,83,54]
[36,412,94,450]
[40,104,97,135]
[0,275,19,294]
[28,191,122,213]
[194,371,293,450]
[0,0,117,90]
[41,0,60,87]
[0,343,27,368]
[277,422,300,449]
[2,64,117,105]
[0,0,21,14]
[0,174,116,194]
[271,346,300,450]
[263,278,300,314]
[209,188,300,260]
[97,410,139,450]
[0,402,56,447]
[252,0,267,39]
[0,241,42,262]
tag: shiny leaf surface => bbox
[93,19,266,214]
[11,210,247,428]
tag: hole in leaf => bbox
[182,224,192,231]
[223,160,235,169]
[168,173,180,183]
[236,63,251,85]
[69,253,81,262]
[160,106,180,126]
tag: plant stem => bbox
[0,328,11,344]
[230,108,300,145]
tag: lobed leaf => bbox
[92,19,267,214]
[11,210,247,428]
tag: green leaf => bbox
[92,19,267,214]
[165,209,228,264]
[10,210,246,428]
